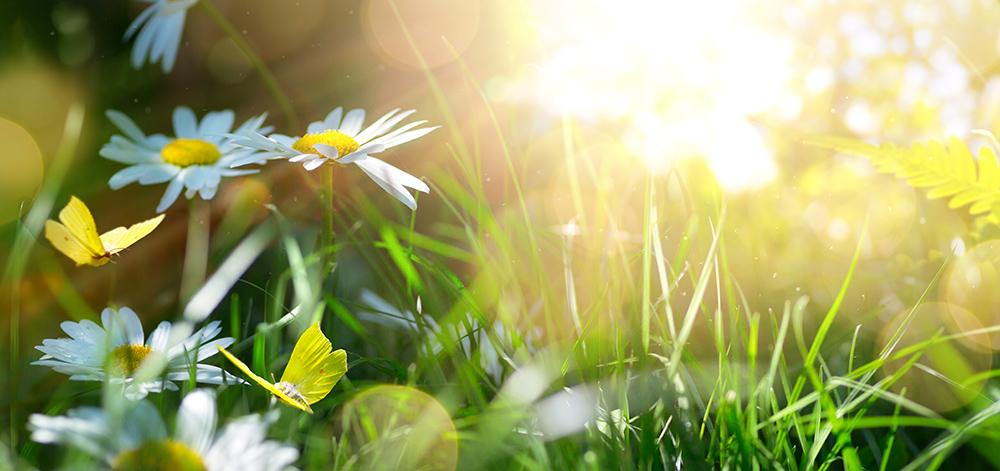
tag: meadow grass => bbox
[5,3,1000,471]
[7,91,1000,470]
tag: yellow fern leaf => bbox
[805,135,1000,222]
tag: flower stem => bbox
[198,0,299,129]
[181,198,211,303]
[320,164,335,274]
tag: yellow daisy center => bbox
[113,440,207,471]
[161,138,221,167]
[292,130,359,157]
[109,344,153,376]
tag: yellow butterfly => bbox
[44,196,164,267]
[218,322,347,414]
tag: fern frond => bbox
[806,135,1000,221]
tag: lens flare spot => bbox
[340,385,457,471]
[943,240,1000,351]
[878,303,991,412]
[362,0,481,70]
[0,117,44,225]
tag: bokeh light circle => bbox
[0,117,44,225]
[878,302,991,412]
[361,0,480,69]
[942,240,1000,351]
[340,385,457,470]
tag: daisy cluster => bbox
[28,1,438,469]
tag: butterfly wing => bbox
[280,323,348,405]
[217,346,313,413]
[102,214,165,254]
[58,197,105,256]
[44,220,100,266]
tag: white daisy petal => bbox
[357,156,429,192]
[173,106,198,138]
[117,307,145,346]
[324,106,344,129]
[159,13,186,72]
[307,120,327,134]
[313,143,340,159]
[340,108,366,136]
[355,108,417,144]
[367,120,428,145]
[204,412,299,471]
[130,13,160,68]
[303,158,327,171]
[175,390,217,455]
[288,153,317,163]
[138,163,180,184]
[29,408,110,458]
[157,170,187,212]
[198,183,217,200]
[373,125,440,149]
[100,138,160,164]
[124,2,158,39]
[354,157,421,210]
[199,110,235,137]
[338,144,385,164]
[108,164,164,190]
[122,401,168,448]
[146,322,172,352]
[106,110,147,142]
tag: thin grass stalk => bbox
[5,105,83,454]
[180,198,211,303]
[198,0,299,129]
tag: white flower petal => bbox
[324,106,344,130]
[117,307,145,346]
[146,322,172,352]
[373,126,440,149]
[173,106,198,138]
[355,108,417,144]
[175,390,217,455]
[122,401,168,448]
[306,120,326,134]
[124,2,158,39]
[303,157,327,171]
[130,13,160,68]
[340,108,366,136]
[354,157,424,210]
[199,110,235,137]
[313,143,340,159]
[157,171,187,212]
[29,408,110,458]
[159,14,186,72]
[106,110,147,142]
[109,164,177,189]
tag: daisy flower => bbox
[32,306,239,400]
[125,0,197,72]
[29,389,299,471]
[100,106,271,212]
[231,107,438,210]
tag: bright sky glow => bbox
[516,0,795,192]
